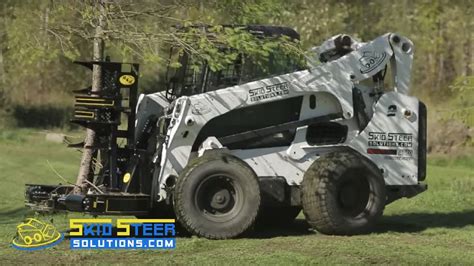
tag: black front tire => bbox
[301,150,386,235]
[173,153,261,239]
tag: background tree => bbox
[0,0,472,150]
[74,0,106,194]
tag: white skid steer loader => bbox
[25,25,427,239]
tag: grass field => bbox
[0,129,473,264]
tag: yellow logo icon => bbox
[123,173,131,183]
[12,218,64,250]
[119,74,135,86]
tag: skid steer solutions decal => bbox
[11,218,64,250]
[249,82,289,102]
[367,132,414,161]
[69,219,176,250]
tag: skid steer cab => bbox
[25,25,427,239]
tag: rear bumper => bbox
[418,101,427,181]
[386,183,427,205]
[25,184,151,215]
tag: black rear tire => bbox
[301,150,386,235]
[173,152,261,239]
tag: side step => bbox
[25,184,150,215]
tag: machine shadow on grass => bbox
[249,210,474,238]
[2,208,474,238]
[374,210,474,233]
[0,208,31,224]
[187,209,474,239]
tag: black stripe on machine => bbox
[367,148,397,155]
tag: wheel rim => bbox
[194,173,244,222]
[337,172,371,218]
[33,233,42,242]
[24,236,33,245]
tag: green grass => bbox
[0,129,473,264]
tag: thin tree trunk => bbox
[0,34,5,101]
[0,45,5,104]
[74,0,106,194]
[466,28,472,76]
[0,3,6,103]
[38,6,49,103]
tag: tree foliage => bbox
[0,0,473,128]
